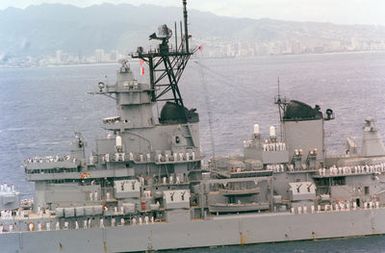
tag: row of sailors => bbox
[266,164,286,173]
[267,164,304,173]
[160,175,185,185]
[89,191,99,201]
[0,210,13,219]
[0,216,157,233]
[1,210,35,220]
[291,201,380,214]
[157,152,196,163]
[139,175,186,186]
[2,205,154,221]
[247,162,374,174]
[263,142,287,152]
[273,164,352,173]
[0,184,16,193]
[3,205,130,220]
[3,205,135,220]
[1,209,45,220]
[57,203,161,218]
[25,155,74,164]
[318,163,385,176]
[99,151,197,163]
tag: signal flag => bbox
[140,59,145,76]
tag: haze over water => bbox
[1,52,385,251]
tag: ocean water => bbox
[1,52,385,251]
[163,235,385,253]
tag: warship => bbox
[2,1,385,252]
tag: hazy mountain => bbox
[1,3,385,57]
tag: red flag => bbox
[139,59,145,76]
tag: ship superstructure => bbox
[24,0,202,225]
[2,1,385,253]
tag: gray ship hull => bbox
[4,2,385,253]
[2,208,385,253]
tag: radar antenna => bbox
[131,0,196,110]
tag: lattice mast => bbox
[132,0,194,108]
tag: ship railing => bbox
[316,163,385,177]
[290,200,381,215]
[1,201,384,233]
[287,164,318,172]
[0,184,17,194]
[24,155,75,165]
[152,176,189,186]
[25,166,81,175]
[102,116,120,124]
[266,164,286,173]
[266,164,317,173]
[0,213,165,233]
[155,150,199,164]
[0,211,48,223]
[262,142,287,152]
[219,187,260,195]
[98,150,199,164]
[133,46,186,56]
[103,82,152,93]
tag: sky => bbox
[1,0,385,26]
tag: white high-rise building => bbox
[95,49,105,63]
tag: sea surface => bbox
[1,52,385,252]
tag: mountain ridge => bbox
[1,3,385,58]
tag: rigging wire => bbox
[194,56,217,170]
[193,60,238,87]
